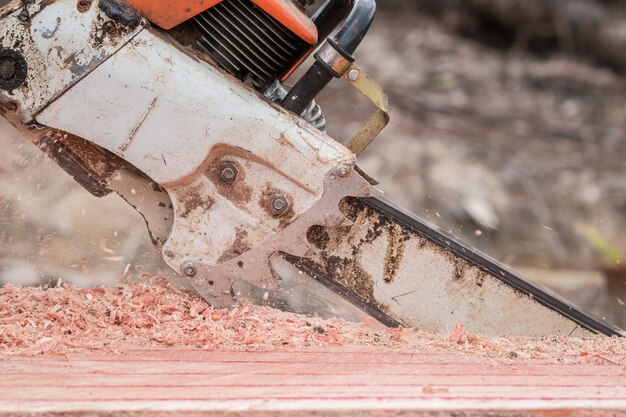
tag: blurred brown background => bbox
[1,0,625,326]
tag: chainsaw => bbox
[0,0,621,337]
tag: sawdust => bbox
[1,278,625,363]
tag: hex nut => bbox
[337,164,351,177]
[269,194,290,215]
[218,161,239,183]
[182,263,197,277]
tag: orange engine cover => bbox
[127,0,317,45]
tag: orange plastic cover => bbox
[252,0,317,45]
[126,0,223,30]
[127,0,317,45]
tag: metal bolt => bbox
[218,161,238,183]
[269,194,289,215]
[337,164,351,178]
[182,263,197,277]
[0,58,16,80]
[348,69,360,81]
[17,10,29,22]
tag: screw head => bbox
[182,263,197,277]
[337,164,351,177]
[348,69,360,81]
[218,161,238,183]
[269,194,289,215]
[17,10,29,22]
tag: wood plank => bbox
[1,349,625,416]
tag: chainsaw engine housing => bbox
[128,0,319,90]
[192,0,311,88]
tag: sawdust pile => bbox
[1,278,625,362]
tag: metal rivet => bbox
[218,161,238,183]
[337,164,351,177]
[182,263,197,277]
[348,69,360,81]
[77,0,93,12]
[269,194,289,215]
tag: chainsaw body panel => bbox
[34,27,363,299]
[0,0,142,122]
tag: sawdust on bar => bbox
[1,275,625,362]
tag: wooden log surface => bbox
[1,349,625,416]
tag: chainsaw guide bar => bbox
[274,195,622,337]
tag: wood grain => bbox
[1,349,625,416]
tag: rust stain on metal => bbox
[40,0,58,9]
[260,185,295,228]
[62,52,77,67]
[0,99,18,114]
[277,133,297,150]
[205,158,253,206]
[34,128,174,248]
[453,263,465,281]
[308,198,395,316]
[178,183,214,218]
[0,1,21,19]
[306,225,330,250]
[276,132,307,158]
[216,229,252,264]
[354,199,530,304]
[90,6,139,48]
[383,225,408,283]
[442,256,478,297]
[166,143,316,195]
[322,254,381,307]
[309,197,529,318]
[34,128,119,197]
